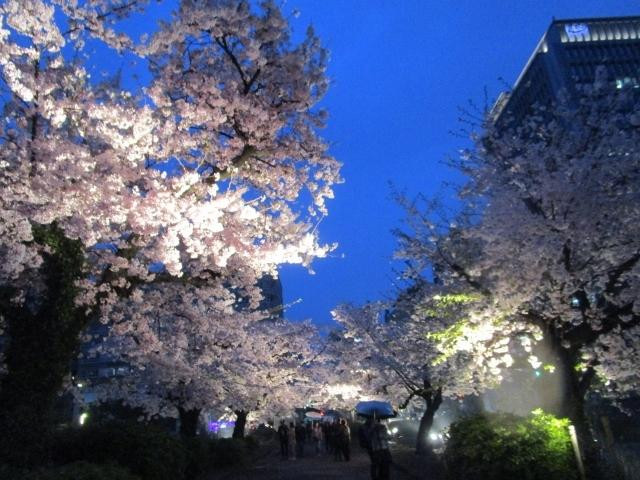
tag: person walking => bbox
[331,421,342,460]
[322,421,331,453]
[295,422,306,458]
[370,419,392,480]
[338,419,351,461]
[359,418,375,477]
[287,422,297,460]
[277,421,289,460]
[312,422,323,456]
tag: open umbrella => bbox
[305,411,324,419]
[355,401,396,419]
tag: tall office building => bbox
[491,16,640,126]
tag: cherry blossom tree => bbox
[223,319,321,438]
[93,285,320,437]
[330,290,496,454]
[397,79,640,475]
[0,0,339,463]
[89,282,256,436]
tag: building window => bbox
[615,76,639,89]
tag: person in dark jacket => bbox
[288,422,297,460]
[359,418,375,473]
[322,422,331,453]
[370,419,392,480]
[337,419,351,461]
[277,421,289,459]
[306,422,313,442]
[330,421,342,460]
[295,422,306,458]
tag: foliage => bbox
[209,438,251,468]
[0,0,339,462]
[0,224,87,464]
[49,422,187,480]
[393,85,640,468]
[328,295,493,453]
[182,437,212,480]
[418,292,482,318]
[46,424,257,480]
[98,294,320,423]
[20,462,140,480]
[180,436,256,477]
[443,411,578,480]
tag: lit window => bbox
[616,77,639,89]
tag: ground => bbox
[205,440,443,480]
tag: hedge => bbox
[443,410,579,480]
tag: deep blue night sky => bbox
[276,1,639,328]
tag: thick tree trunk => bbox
[232,410,248,439]
[179,407,201,438]
[0,226,86,466]
[416,388,443,455]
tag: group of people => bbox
[276,416,392,480]
[276,418,352,461]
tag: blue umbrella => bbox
[355,401,396,419]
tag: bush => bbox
[181,436,257,479]
[209,438,250,468]
[183,436,214,480]
[0,463,29,479]
[49,421,187,480]
[443,411,579,480]
[21,461,140,480]
[243,434,260,450]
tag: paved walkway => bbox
[205,443,428,480]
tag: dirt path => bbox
[206,443,421,480]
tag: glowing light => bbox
[208,420,236,433]
[568,425,586,480]
[391,427,398,434]
[79,412,89,426]
[429,433,438,441]
[325,383,361,400]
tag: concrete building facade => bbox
[492,16,640,126]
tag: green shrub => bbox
[181,436,255,478]
[183,436,214,480]
[243,434,260,450]
[209,438,249,468]
[0,463,29,479]
[443,411,578,480]
[49,421,187,480]
[22,461,140,480]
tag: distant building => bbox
[491,16,640,126]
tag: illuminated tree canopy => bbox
[394,79,640,466]
[329,288,501,453]
[0,0,339,460]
